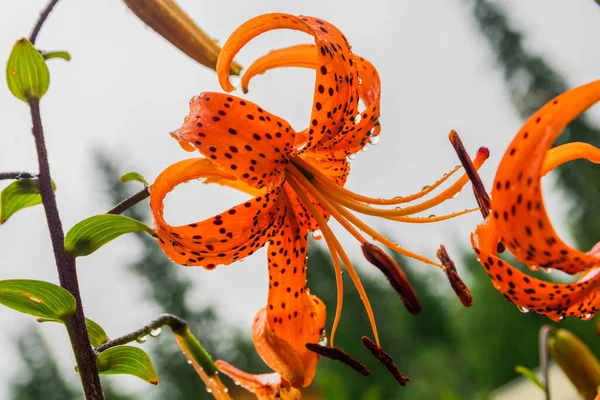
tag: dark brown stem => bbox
[95,313,186,353]
[539,325,552,400]
[29,0,60,45]
[107,187,149,215]
[0,172,37,180]
[29,99,104,400]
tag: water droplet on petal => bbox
[422,185,430,191]
[369,136,380,145]
[428,214,436,218]
[581,313,594,321]
[348,153,357,160]
[312,230,322,240]
[187,360,193,365]
[517,306,530,314]
[361,145,369,152]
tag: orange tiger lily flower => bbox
[471,80,600,322]
[150,13,488,397]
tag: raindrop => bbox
[348,153,357,160]
[312,230,322,240]
[428,214,436,218]
[422,185,430,191]
[369,136,380,145]
[136,335,148,344]
[206,388,212,394]
[581,313,594,321]
[319,335,328,346]
[542,267,552,274]
[187,360,193,365]
[150,328,162,337]
[361,145,369,152]
[517,306,530,314]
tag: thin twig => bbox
[539,325,552,400]
[107,186,150,215]
[96,313,186,353]
[29,0,60,45]
[0,172,37,180]
[29,99,104,400]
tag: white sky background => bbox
[1,0,600,397]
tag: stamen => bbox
[448,130,491,218]
[286,164,444,268]
[286,177,379,345]
[436,245,473,307]
[386,208,479,223]
[361,336,410,386]
[305,343,371,376]
[294,156,462,205]
[361,243,422,314]
[308,147,489,218]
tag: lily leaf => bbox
[0,279,76,322]
[64,214,155,257]
[0,179,56,224]
[96,346,159,385]
[37,317,109,347]
[515,365,544,391]
[120,171,148,186]
[6,38,50,101]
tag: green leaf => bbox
[97,346,159,385]
[6,38,50,101]
[85,318,109,347]
[0,279,76,321]
[0,179,56,224]
[120,172,148,186]
[41,50,71,61]
[64,214,155,257]
[515,365,545,391]
[37,317,109,347]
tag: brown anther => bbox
[437,245,473,307]
[361,336,410,386]
[361,242,422,315]
[448,130,491,218]
[305,343,371,376]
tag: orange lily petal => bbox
[491,80,600,274]
[172,93,296,189]
[215,360,302,400]
[259,209,326,387]
[216,13,360,152]
[150,158,287,268]
[472,218,600,321]
[240,44,318,94]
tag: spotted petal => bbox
[150,158,287,268]
[172,93,296,189]
[490,80,600,274]
[216,13,361,153]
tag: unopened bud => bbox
[549,328,600,400]
[6,38,49,102]
[123,0,242,75]
[361,243,422,314]
[437,245,473,307]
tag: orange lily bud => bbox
[361,243,422,315]
[549,328,600,400]
[123,0,242,75]
[436,245,473,307]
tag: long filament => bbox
[294,156,461,205]
[287,176,381,346]
[284,181,344,347]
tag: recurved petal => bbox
[472,217,600,321]
[491,80,600,275]
[150,158,287,269]
[259,210,326,387]
[173,93,296,189]
[216,13,360,152]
